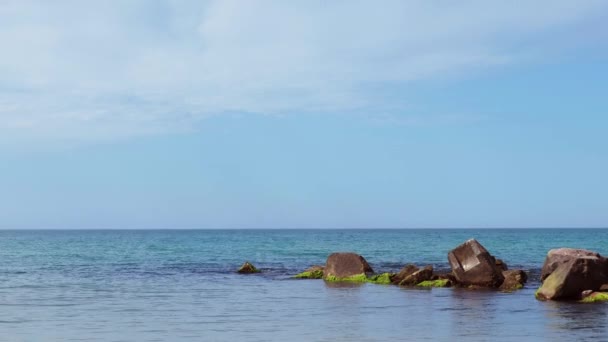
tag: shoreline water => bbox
[0,229,607,341]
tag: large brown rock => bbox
[540,248,602,281]
[324,252,373,279]
[536,248,608,300]
[448,239,504,288]
[400,265,434,286]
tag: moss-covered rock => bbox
[416,279,452,288]
[400,265,433,286]
[237,261,260,274]
[325,273,369,283]
[580,292,608,303]
[294,268,324,279]
[499,270,527,292]
[368,273,393,284]
[324,252,374,279]
[324,272,394,284]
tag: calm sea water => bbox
[1,229,607,341]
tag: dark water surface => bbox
[0,229,607,341]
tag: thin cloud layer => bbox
[0,0,606,143]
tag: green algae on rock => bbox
[416,279,451,288]
[324,272,394,284]
[294,269,324,279]
[368,273,393,284]
[580,292,608,303]
[237,261,260,274]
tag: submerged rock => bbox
[323,252,374,280]
[536,248,608,300]
[237,261,260,274]
[294,265,325,279]
[448,239,504,288]
[499,270,528,291]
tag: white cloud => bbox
[0,0,606,143]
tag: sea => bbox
[0,228,607,342]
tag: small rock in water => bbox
[390,264,419,285]
[400,265,433,286]
[237,261,260,274]
[499,270,528,291]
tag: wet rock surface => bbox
[237,261,260,274]
[536,248,608,300]
[324,252,374,279]
[448,239,504,288]
[399,265,434,286]
[499,270,528,291]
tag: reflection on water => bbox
[545,301,608,339]
[323,281,366,289]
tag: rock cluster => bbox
[286,239,608,303]
[293,239,527,291]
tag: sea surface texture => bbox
[0,229,607,341]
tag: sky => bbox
[0,0,607,229]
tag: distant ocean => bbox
[1,229,607,341]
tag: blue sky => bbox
[0,1,607,228]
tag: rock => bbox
[580,292,608,303]
[417,279,453,287]
[400,265,434,286]
[237,261,260,274]
[294,265,324,279]
[390,264,419,285]
[323,252,374,280]
[540,248,602,281]
[499,270,527,291]
[448,239,504,288]
[494,258,508,271]
[536,248,608,300]
[431,273,456,283]
[368,273,393,284]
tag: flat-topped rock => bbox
[448,239,504,288]
[324,252,373,279]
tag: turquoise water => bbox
[0,229,607,341]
